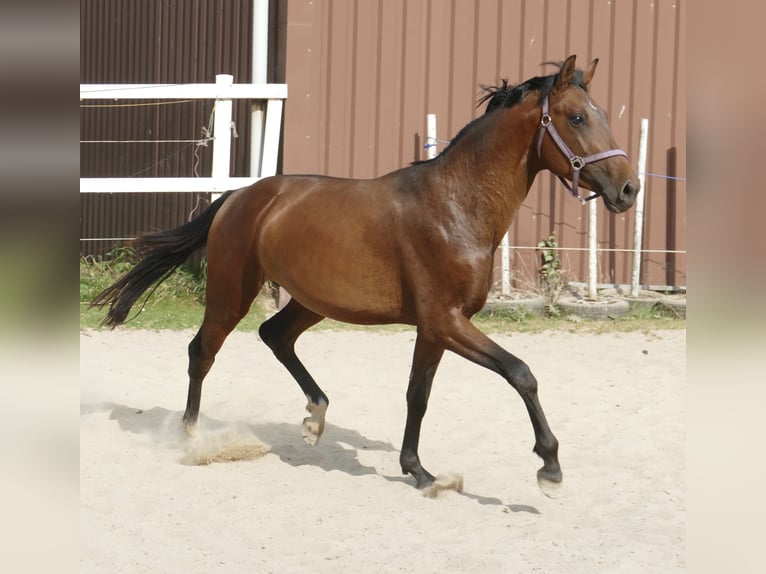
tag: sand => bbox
[80,326,685,573]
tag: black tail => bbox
[90,190,236,328]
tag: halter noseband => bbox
[536,95,627,202]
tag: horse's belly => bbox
[282,265,405,324]
[266,251,405,323]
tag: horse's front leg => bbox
[400,333,445,489]
[429,311,562,495]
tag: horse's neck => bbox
[433,101,540,243]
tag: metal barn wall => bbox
[80,0,257,258]
[282,0,686,289]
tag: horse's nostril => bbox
[622,180,639,199]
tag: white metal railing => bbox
[80,74,287,195]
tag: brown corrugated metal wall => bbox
[282,0,686,288]
[80,0,256,258]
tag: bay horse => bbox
[92,55,639,493]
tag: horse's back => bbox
[227,174,412,324]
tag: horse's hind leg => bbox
[258,299,328,445]
[400,332,445,488]
[183,264,264,431]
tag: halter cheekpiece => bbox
[536,95,627,203]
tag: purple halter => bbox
[536,95,627,202]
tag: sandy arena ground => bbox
[81,327,685,573]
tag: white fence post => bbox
[501,233,511,295]
[587,199,598,299]
[426,114,437,160]
[250,0,270,178]
[631,118,649,297]
[261,98,284,177]
[211,74,234,201]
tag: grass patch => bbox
[80,254,685,335]
[473,305,683,335]
[80,250,271,331]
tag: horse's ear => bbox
[555,55,577,91]
[582,58,599,86]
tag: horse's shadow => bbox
[83,402,539,513]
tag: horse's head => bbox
[537,55,639,213]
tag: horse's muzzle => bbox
[603,178,640,213]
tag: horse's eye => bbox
[569,114,585,127]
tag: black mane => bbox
[477,64,588,113]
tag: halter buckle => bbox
[570,156,585,170]
[541,114,552,127]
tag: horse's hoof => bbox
[536,467,563,499]
[301,421,320,445]
[182,422,198,437]
[406,467,437,490]
[414,475,435,490]
[301,400,327,446]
